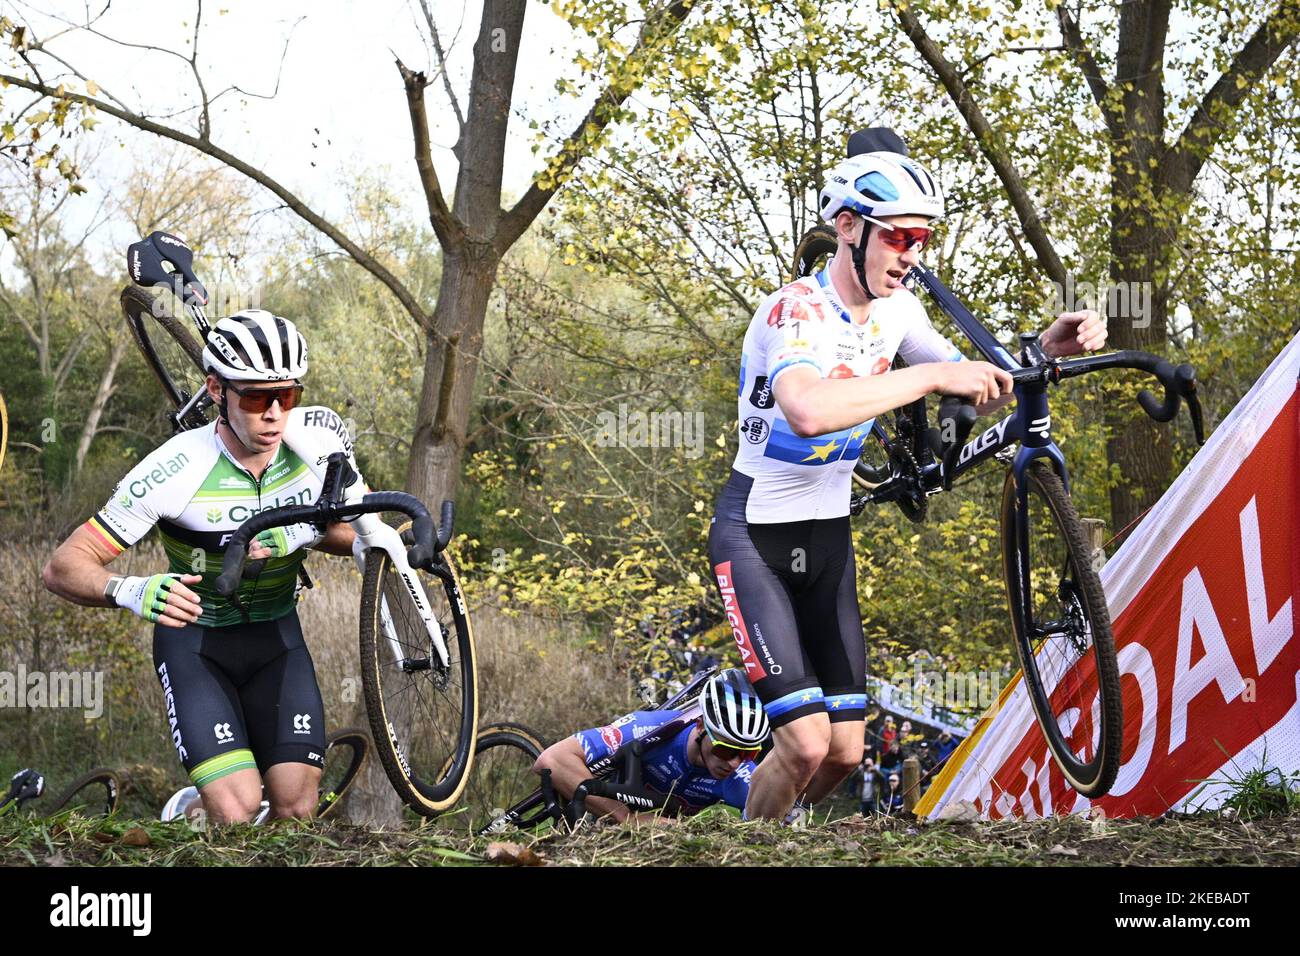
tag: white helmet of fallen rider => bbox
[201,309,309,382]
[818,151,944,224]
[700,668,769,749]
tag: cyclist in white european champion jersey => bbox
[709,128,1108,822]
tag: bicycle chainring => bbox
[891,443,927,523]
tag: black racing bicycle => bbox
[480,670,717,835]
[316,727,370,820]
[121,232,478,818]
[790,225,1204,799]
[1,767,121,817]
[434,722,548,833]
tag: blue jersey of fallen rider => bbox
[573,709,755,812]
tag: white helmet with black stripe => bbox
[700,668,770,749]
[202,309,308,382]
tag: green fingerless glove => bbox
[253,522,323,559]
[114,573,183,623]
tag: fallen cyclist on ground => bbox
[532,669,770,824]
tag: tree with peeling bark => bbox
[0,0,698,514]
[887,0,1300,529]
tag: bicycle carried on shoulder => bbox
[120,232,479,817]
[791,225,1204,798]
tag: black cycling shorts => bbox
[153,610,327,788]
[708,474,867,728]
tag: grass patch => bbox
[4,809,1298,867]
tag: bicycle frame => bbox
[858,263,1203,637]
[865,263,1203,509]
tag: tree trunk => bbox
[74,336,126,473]
[404,247,498,506]
[1104,0,1175,531]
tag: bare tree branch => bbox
[416,0,465,139]
[395,58,464,253]
[0,73,437,336]
[495,0,696,255]
[891,1,1067,286]
[208,17,303,107]
[1163,0,1300,197]
[1055,4,1116,137]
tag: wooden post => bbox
[1082,517,1107,572]
[902,755,922,813]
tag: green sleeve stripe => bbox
[190,750,258,788]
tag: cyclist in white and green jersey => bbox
[43,310,366,824]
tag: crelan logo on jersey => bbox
[117,492,132,509]
[127,450,190,499]
[595,404,705,460]
[206,508,223,524]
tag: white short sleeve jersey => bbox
[726,263,963,522]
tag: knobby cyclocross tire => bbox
[359,526,478,816]
[790,224,837,283]
[316,727,370,820]
[121,284,210,428]
[47,768,121,816]
[439,722,547,834]
[1000,460,1121,798]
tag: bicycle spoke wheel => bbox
[359,532,477,816]
[46,769,121,816]
[1001,460,1121,798]
[441,723,546,834]
[791,224,837,281]
[317,728,370,820]
[121,285,211,428]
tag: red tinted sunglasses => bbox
[864,215,933,253]
[224,381,304,413]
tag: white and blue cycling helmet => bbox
[818,151,944,224]
[701,668,769,749]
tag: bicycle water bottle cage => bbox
[126,232,208,306]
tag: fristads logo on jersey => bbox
[301,408,354,456]
[761,417,869,466]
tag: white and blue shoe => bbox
[160,785,200,822]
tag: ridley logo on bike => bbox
[957,416,1011,467]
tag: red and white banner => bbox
[919,333,1300,819]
